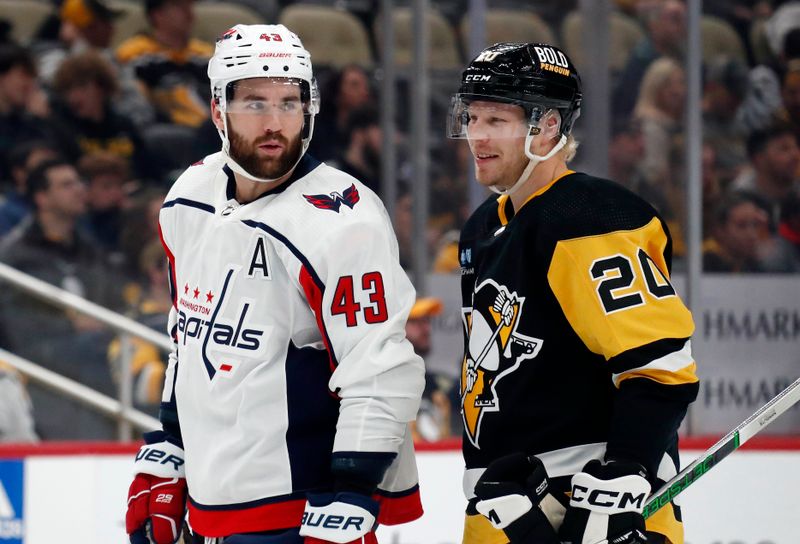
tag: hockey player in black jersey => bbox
[449,43,699,544]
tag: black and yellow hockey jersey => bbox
[458,171,699,543]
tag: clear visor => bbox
[447,95,558,140]
[226,78,314,116]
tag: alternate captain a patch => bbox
[461,279,543,448]
[303,184,360,212]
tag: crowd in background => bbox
[0,0,799,441]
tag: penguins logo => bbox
[461,279,543,448]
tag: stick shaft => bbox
[643,375,800,519]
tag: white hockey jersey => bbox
[158,152,425,537]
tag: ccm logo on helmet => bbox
[465,74,491,82]
[301,512,365,531]
[533,46,569,69]
[571,484,646,510]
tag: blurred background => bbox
[0,0,797,448]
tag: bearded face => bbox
[227,116,304,180]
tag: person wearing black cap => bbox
[450,42,699,544]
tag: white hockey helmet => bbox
[208,24,320,182]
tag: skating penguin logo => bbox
[461,279,543,447]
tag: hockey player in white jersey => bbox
[125,24,425,544]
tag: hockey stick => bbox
[642,375,800,519]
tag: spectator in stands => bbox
[0,21,10,46]
[739,27,800,134]
[394,186,413,270]
[608,115,688,251]
[36,0,155,128]
[0,158,122,439]
[77,151,131,254]
[405,297,455,442]
[703,0,773,65]
[107,239,168,415]
[119,187,168,288]
[634,57,687,208]
[780,59,800,142]
[703,57,750,185]
[115,0,212,128]
[609,118,650,195]
[758,188,800,272]
[0,45,52,180]
[704,190,771,272]
[702,143,724,239]
[0,360,38,442]
[38,0,120,80]
[732,121,800,226]
[331,105,382,194]
[309,64,374,162]
[613,0,686,118]
[0,140,60,237]
[393,184,445,273]
[49,50,155,181]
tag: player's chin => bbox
[475,171,500,188]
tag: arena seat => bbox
[701,15,747,64]
[0,0,53,45]
[193,1,265,44]
[560,9,645,74]
[279,4,372,68]
[373,6,461,71]
[460,8,556,49]
[217,0,278,23]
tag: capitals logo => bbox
[218,27,238,42]
[177,267,268,379]
[303,184,360,212]
[461,279,543,447]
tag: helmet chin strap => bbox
[219,113,314,184]
[489,133,567,196]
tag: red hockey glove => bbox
[474,452,561,544]
[558,459,651,544]
[126,433,187,544]
[299,492,379,544]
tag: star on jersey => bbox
[302,184,360,212]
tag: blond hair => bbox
[634,56,684,122]
[561,133,579,163]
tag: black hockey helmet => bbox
[448,42,582,138]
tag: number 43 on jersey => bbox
[331,272,388,326]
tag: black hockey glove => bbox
[474,452,561,544]
[559,459,652,544]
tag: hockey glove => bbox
[559,459,652,544]
[474,452,561,544]
[299,491,379,544]
[126,431,187,544]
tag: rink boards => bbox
[0,438,798,544]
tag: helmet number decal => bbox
[474,50,501,63]
[260,33,283,41]
[590,249,676,315]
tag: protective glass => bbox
[448,95,561,141]
[226,78,312,116]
